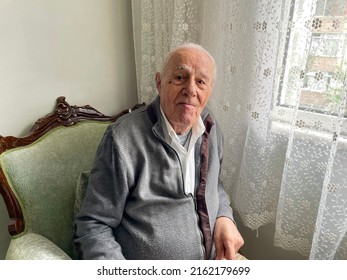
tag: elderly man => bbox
[74,43,244,260]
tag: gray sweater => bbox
[74,97,234,260]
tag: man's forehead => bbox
[163,47,214,78]
[172,49,209,65]
[172,64,210,77]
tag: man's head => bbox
[155,43,216,135]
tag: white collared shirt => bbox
[160,108,205,195]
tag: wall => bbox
[0,0,137,259]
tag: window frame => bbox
[273,0,347,138]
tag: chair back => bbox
[0,97,143,258]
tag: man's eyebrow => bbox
[172,65,211,80]
[199,71,210,80]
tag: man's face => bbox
[156,47,214,135]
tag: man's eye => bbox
[176,75,184,80]
[198,80,206,85]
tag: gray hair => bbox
[160,43,217,83]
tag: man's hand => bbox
[213,216,244,260]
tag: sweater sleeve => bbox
[215,121,235,221]
[217,178,235,221]
[74,126,128,259]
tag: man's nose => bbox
[183,79,197,97]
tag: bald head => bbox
[160,43,217,84]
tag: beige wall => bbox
[0,0,137,259]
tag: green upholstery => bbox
[74,171,91,218]
[6,232,71,260]
[0,121,109,259]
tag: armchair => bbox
[0,97,143,259]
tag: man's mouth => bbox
[178,102,197,108]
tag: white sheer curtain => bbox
[131,0,347,259]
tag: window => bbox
[315,0,347,16]
[278,0,347,117]
[311,34,340,57]
[303,72,331,93]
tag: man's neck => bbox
[172,123,193,135]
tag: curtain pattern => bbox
[132,0,347,259]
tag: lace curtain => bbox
[131,0,347,259]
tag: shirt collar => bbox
[160,107,205,146]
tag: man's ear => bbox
[155,72,161,93]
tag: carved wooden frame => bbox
[0,96,144,236]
